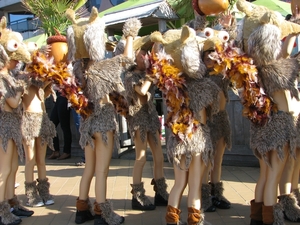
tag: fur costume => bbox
[124,69,161,144]
[21,111,56,150]
[294,114,300,148]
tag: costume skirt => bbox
[294,114,300,148]
[250,111,296,166]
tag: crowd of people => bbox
[0,0,300,225]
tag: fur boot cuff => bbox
[0,201,20,224]
[97,200,124,224]
[37,177,53,203]
[151,177,169,200]
[201,183,213,211]
[278,193,300,222]
[187,207,204,225]
[131,182,153,206]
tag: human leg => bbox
[75,144,95,224]
[148,131,169,206]
[93,131,124,224]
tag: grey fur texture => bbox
[186,14,207,31]
[130,182,153,206]
[258,58,299,100]
[79,103,118,149]
[201,183,213,211]
[247,24,282,67]
[207,74,230,102]
[250,111,297,167]
[207,110,232,153]
[22,111,56,150]
[0,201,20,224]
[98,200,124,225]
[272,203,285,225]
[66,26,76,62]
[152,177,169,201]
[278,193,300,222]
[211,182,230,204]
[294,114,300,148]
[0,111,23,160]
[124,70,161,144]
[292,189,300,206]
[37,178,53,203]
[9,195,31,212]
[24,181,43,207]
[122,18,141,38]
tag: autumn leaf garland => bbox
[209,41,277,126]
[25,50,93,119]
[146,50,199,142]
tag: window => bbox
[110,0,125,6]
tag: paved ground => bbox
[14,157,296,225]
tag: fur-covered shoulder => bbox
[258,58,299,100]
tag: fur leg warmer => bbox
[131,182,155,210]
[250,200,263,225]
[187,207,204,225]
[94,200,124,225]
[210,182,231,209]
[151,177,169,206]
[292,189,300,206]
[37,178,54,205]
[166,205,187,225]
[0,201,21,225]
[278,193,300,222]
[24,181,44,207]
[262,203,284,225]
[201,183,215,212]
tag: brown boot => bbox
[262,203,284,225]
[151,177,169,206]
[94,200,125,225]
[250,200,263,225]
[8,195,34,218]
[278,193,300,222]
[166,205,186,225]
[187,207,204,225]
[75,198,94,224]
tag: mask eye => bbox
[218,31,229,42]
[7,40,19,52]
[203,28,214,38]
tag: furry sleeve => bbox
[208,74,230,102]
[187,77,220,122]
[258,58,299,100]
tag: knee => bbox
[0,166,12,179]
[134,157,147,167]
[25,158,36,169]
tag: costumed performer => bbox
[0,16,33,225]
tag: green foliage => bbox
[22,0,87,37]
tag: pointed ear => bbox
[0,17,7,30]
[89,7,99,23]
[66,9,76,24]
[181,26,195,44]
[149,31,165,44]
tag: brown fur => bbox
[187,207,204,225]
[250,200,263,221]
[250,111,296,166]
[166,205,182,224]
[22,111,56,150]
[130,182,153,206]
[124,70,161,144]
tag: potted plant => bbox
[22,0,88,62]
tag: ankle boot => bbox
[201,183,216,213]
[292,189,300,206]
[75,197,94,224]
[151,177,169,206]
[37,178,54,205]
[210,182,231,209]
[8,195,34,218]
[278,193,300,222]
[187,207,204,225]
[24,181,44,207]
[0,201,22,225]
[262,203,284,225]
[250,200,263,225]
[166,205,187,225]
[94,200,124,225]
[131,182,155,210]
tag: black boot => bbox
[75,198,94,224]
[8,195,34,218]
[201,183,216,212]
[151,177,169,206]
[0,201,22,225]
[211,182,231,209]
[131,182,156,210]
[94,200,124,225]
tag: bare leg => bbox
[210,138,226,183]
[188,153,206,209]
[35,137,47,180]
[79,144,96,200]
[5,145,18,199]
[23,139,36,182]
[132,130,147,184]
[201,162,211,184]
[279,156,295,195]
[147,130,164,180]
[255,158,267,203]
[168,155,188,208]
[0,139,14,201]
[94,131,114,203]
[264,146,288,206]
[292,148,300,189]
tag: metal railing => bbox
[8,17,40,33]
